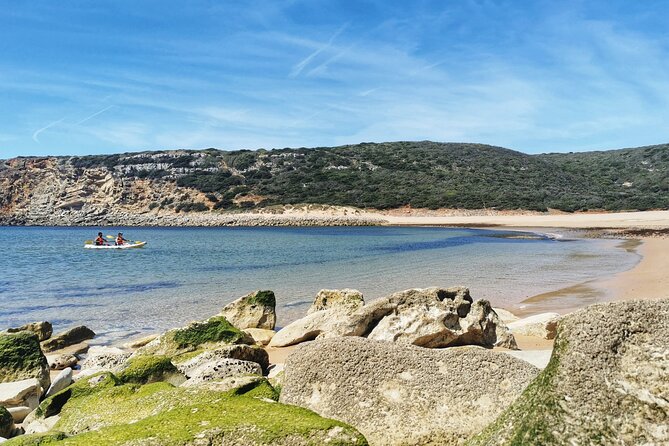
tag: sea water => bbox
[0,226,638,343]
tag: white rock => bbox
[502,350,553,369]
[242,328,276,346]
[507,313,561,339]
[181,359,262,387]
[492,308,520,323]
[45,367,73,398]
[7,406,31,423]
[122,334,159,350]
[23,415,60,435]
[80,345,131,371]
[0,378,41,407]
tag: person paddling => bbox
[115,232,128,246]
[95,232,107,246]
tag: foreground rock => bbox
[243,328,276,346]
[174,344,270,376]
[13,373,366,445]
[40,326,95,353]
[468,299,669,446]
[220,290,277,330]
[281,337,538,445]
[6,322,53,342]
[270,287,517,350]
[0,332,50,392]
[507,312,560,339]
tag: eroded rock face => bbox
[6,321,53,341]
[270,287,517,350]
[468,299,669,446]
[41,326,95,353]
[181,359,263,386]
[220,290,277,330]
[175,344,270,376]
[80,346,131,372]
[0,332,50,392]
[308,289,364,314]
[281,337,539,446]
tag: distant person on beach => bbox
[95,232,107,246]
[115,232,128,246]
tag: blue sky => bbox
[1,0,669,158]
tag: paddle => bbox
[105,235,142,244]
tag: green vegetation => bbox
[45,142,669,212]
[0,405,13,438]
[34,372,119,419]
[117,355,179,384]
[171,316,247,351]
[7,378,367,446]
[246,290,276,308]
[0,332,47,383]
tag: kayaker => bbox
[116,232,128,246]
[95,232,107,246]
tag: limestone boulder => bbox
[45,368,73,399]
[80,346,131,372]
[507,312,560,339]
[308,289,364,314]
[0,378,41,412]
[181,359,263,386]
[270,286,517,350]
[0,332,50,392]
[242,328,276,346]
[6,321,53,341]
[48,354,77,370]
[175,344,269,376]
[220,290,276,330]
[492,308,520,323]
[7,405,31,423]
[468,299,669,446]
[41,326,95,353]
[281,337,539,446]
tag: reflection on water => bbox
[0,226,639,344]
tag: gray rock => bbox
[469,299,669,446]
[270,287,517,350]
[0,378,41,409]
[220,290,277,330]
[182,359,262,386]
[0,332,50,392]
[176,344,270,376]
[6,321,53,341]
[45,368,73,399]
[48,353,78,370]
[41,326,96,352]
[80,346,131,371]
[308,289,364,314]
[281,337,539,446]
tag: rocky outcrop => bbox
[0,332,50,392]
[220,290,277,330]
[468,299,669,446]
[6,321,53,342]
[308,289,364,314]
[507,312,560,339]
[175,344,270,376]
[40,326,95,353]
[281,337,539,445]
[135,316,253,357]
[270,287,517,350]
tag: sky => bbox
[1,0,669,158]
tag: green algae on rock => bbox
[117,355,184,385]
[0,405,14,438]
[467,299,669,446]
[9,379,367,445]
[0,331,50,392]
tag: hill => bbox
[1,141,668,225]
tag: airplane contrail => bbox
[76,104,115,125]
[32,118,65,143]
[290,23,349,78]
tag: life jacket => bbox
[116,236,124,245]
[95,236,105,245]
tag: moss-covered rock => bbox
[30,372,119,421]
[117,355,184,385]
[9,379,367,445]
[0,332,50,391]
[0,405,14,438]
[138,316,252,357]
[221,290,277,330]
[467,299,669,445]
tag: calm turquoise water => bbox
[0,226,638,344]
